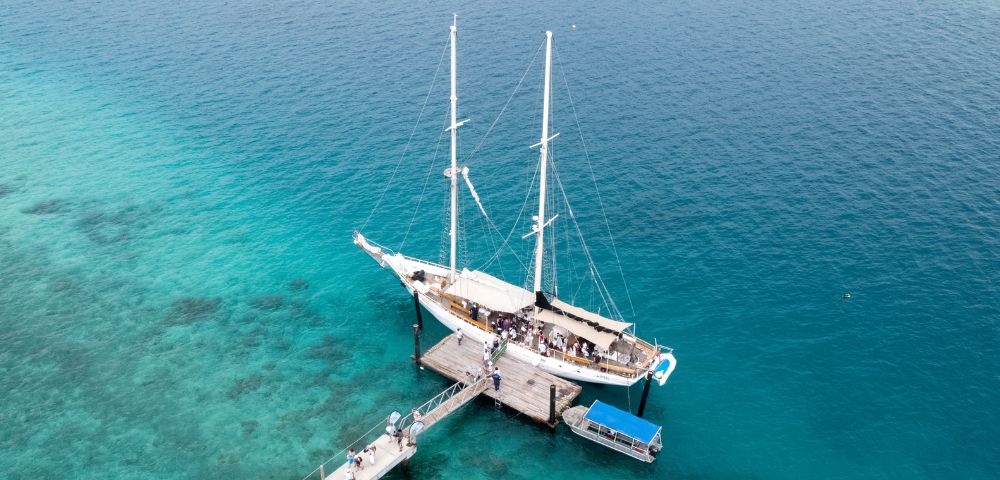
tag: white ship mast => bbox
[447,16,459,282]
[532,31,555,298]
[354,23,676,388]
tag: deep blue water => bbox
[2,1,999,478]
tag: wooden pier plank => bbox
[420,334,582,423]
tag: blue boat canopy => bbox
[584,401,661,444]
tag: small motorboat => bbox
[562,400,663,463]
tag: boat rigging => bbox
[354,17,676,388]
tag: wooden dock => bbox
[420,334,582,424]
[305,333,583,480]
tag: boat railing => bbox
[396,380,464,430]
[491,339,508,363]
[354,233,451,271]
[300,378,487,480]
[582,422,654,462]
[299,414,389,480]
[440,290,644,380]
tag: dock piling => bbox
[637,371,653,417]
[412,324,422,365]
[319,464,325,480]
[413,291,423,330]
[548,384,557,429]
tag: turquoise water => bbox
[2,0,999,478]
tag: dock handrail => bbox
[300,375,488,480]
[300,417,387,480]
[492,339,508,363]
[397,380,465,430]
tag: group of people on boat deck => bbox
[540,331,601,362]
[463,299,613,366]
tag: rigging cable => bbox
[436,39,544,273]
[554,46,638,320]
[359,37,450,232]
[399,106,451,250]
[462,38,546,164]
[477,157,539,272]
[550,153,622,322]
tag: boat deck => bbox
[420,333,582,424]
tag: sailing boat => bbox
[354,18,676,387]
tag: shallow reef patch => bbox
[167,297,222,324]
[241,420,259,436]
[76,205,151,245]
[250,295,284,311]
[22,199,68,215]
[227,373,265,399]
[288,278,309,291]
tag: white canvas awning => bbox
[536,309,618,350]
[550,299,632,333]
[444,269,534,314]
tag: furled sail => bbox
[445,269,534,314]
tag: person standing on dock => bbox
[346,449,356,471]
[490,368,501,391]
[456,328,464,345]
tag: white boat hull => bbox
[355,233,663,387]
[408,282,642,386]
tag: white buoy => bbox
[572,24,577,29]
[843,293,851,299]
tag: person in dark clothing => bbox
[470,304,479,323]
[490,369,501,391]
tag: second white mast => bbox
[532,31,554,296]
[448,16,459,282]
